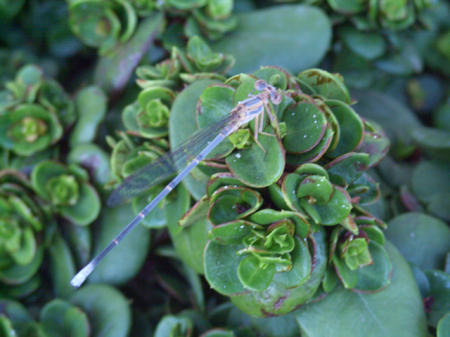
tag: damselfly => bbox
[70,79,282,287]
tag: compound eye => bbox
[270,91,282,104]
[254,79,267,91]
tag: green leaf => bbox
[352,90,421,154]
[0,315,16,337]
[0,246,43,285]
[281,102,327,154]
[411,126,450,163]
[324,99,364,158]
[154,315,193,337]
[0,104,63,156]
[40,299,89,337]
[325,152,370,186]
[237,255,276,291]
[70,86,107,147]
[411,160,450,204]
[339,27,386,60]
[328,0,366,13]
[166,184,210,274]
[70,284,131,337]
[296,175,333,204]
[300,186,352,226]
[226,130,285,187]
[332,251,358,289]
[425,270,450,328]
[0,299,32,336]
[59,183,101,226]
[9,227,35,266]
[385,212,450,270]
[437,312,450,337]
[354,241,391,292]
[348,173,380,205]
[272,236,311,289]
[358,125,391,168]
[209,220,263,245]
[295,241,428,337]
[286,124,333,165]
[212,5,331,74]
[208,187,263,224]
[48,232,76,300]
[204,241,247,296]
[248,209,311,239]
[297,69,350,103]
[250,312,300,337]
[201,329,235,337]
[196,84,235,158]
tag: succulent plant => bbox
[68,0,138,55]
[0,65,75,157]
[165,66,391,317]
[31,161,101,226]
[1,1,449,335]
[0,170,52,295]
[136,35,235,89]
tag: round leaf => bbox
[226,131,285,187]
[295,241,428,337]
[354,241,392,292]
[204,241,247,296]
[212,5,331,74]
[385,212,450,270]
[70,284,131,337]
[237,255,276,292]
[282,102,327,154]
[324,99,364,158]
[272,236,311,289]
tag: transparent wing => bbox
[106,114,236,207]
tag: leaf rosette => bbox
[122,86,176,139]
[169,66,392,316]
[0,65,77,158]
[68,0,138,55]
[0,104,63,157]
[323,206,391,291]
[136,35,234,89]
[196,173,320,317]
[31,161,101,226]
[0,65,74,127]
[0,171,51,291]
